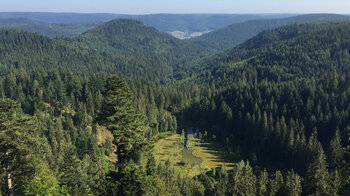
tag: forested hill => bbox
[66,19,208,80]
[186,21,350,88]
[72,19,206,58]
[177,21,350,195]
[0,28,167,82]
[0,28,135,76]
[188,14,350,51]
[0,19,205,82]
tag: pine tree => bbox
[102,75,149,163]
[327,129,343,169]
[268,170,284,196]
[199,173,216,195]
[146,154,157,176]
[284,170,302,196]
[59,147,90,195]
[116,160,149,195]
[0,99,42,195]
[328,169,341,196]
[23,161,67,196]
[257,169,269,196]
[228,160,257,196]
[305,144,330,196]
[100,75,151,195]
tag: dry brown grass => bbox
[97,126,118,163]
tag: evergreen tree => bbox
[116,160,150,195]
[102,75,149,163]
[23,161,68,196]
[101,75,152,195]
[305,144,330,195]
[0,99,41,195]
[327,129,343,169]
[284,170,302,196]
[228,160,257,196]
[257,169,269,196]
[59,147,90,195]
[268,170,284,196]
[146,154,157,176]
[329,169,341,196]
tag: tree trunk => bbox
[6,162,13,196]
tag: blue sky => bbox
[1,0,350,14]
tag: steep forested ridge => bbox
[65,19,208,80]
[187,22,350,88]
[188,14,350,50]
[0,29,112,73]
[177,21,350,195]
[0,17,350,196]
[71,19,206,61]
[0,18,207,82]
[0,25,186,134]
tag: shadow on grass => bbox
[181,149,202,166]
[197,142,239,167]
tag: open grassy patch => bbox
[153,132,234,178]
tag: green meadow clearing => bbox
[153,132,235,178]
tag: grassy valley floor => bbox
[153,132,235,178]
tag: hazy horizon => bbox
[0,12,347,15]
[1,0,350,15]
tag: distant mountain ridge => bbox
[0,17,43,24]
[187,14,350,50]
[0,18,99,38]
[0,12,293,37]
[0,12,124,23]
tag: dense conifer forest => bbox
[0,15,350,196]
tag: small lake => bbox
[181,128,202,166]
[184,128,199,148]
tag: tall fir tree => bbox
[284,170,302,196]
[102,75,149,163]
[100,75,152,195]
[327,129,343,169]
[305,143,330,195]
[228,160,257,196]
[0,99,42,195]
